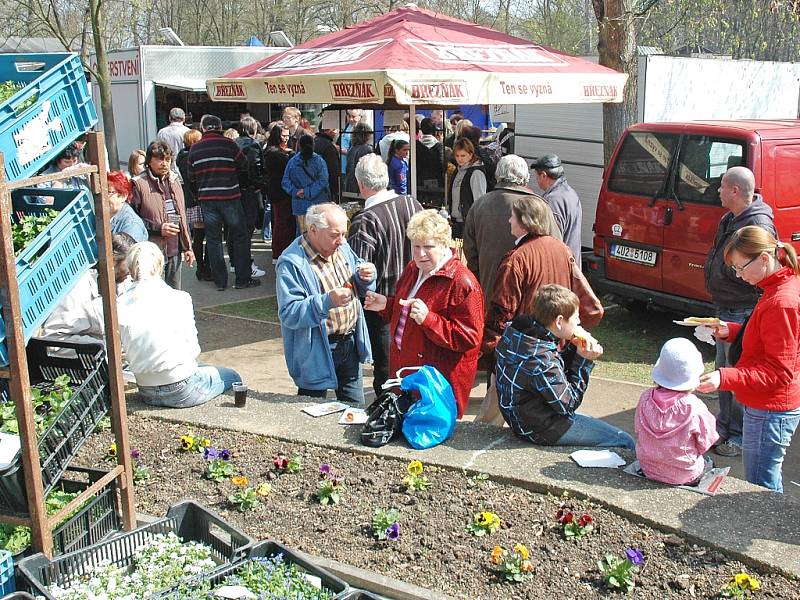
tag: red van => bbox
[587,120,800,315]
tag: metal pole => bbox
[0,154,51,556]
[409,103,417,199]
[85,132,136,531]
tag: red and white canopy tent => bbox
[208,3,628,195]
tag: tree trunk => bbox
[594,0,637,165]
[89,0,119,169]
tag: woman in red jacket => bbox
[698,226,800,492]
[364,210,484,418]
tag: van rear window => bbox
[676,136,745,204]
[608,132,677,197]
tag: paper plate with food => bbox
[673,316,723,327]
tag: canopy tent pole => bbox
[409,103,417,199]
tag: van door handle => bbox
[664,207,673,226]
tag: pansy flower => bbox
[231,475,248,487]
[130,448,142,461]
[180,435,194,450]
[513,543,529,560]
[106,442,117,458]
[624,547,644,566]
[490,546,504,564]
[274,456,289,471]
[385,522,400,542]
[577,514,593,527]
[556,509,574,524]
[219,449,232,461]
[319,464,331,476]
[407,460,423,476]
[203,447,218,461]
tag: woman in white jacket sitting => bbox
[118,241,242,407]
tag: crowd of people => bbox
[33,106,798,496]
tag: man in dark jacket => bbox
[315,127,341,202]
[703,166,776,457]
[532,154,582,268]
[188,114,260,291]
[235,116,266,279]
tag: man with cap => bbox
[532,154,583,269]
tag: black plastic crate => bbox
[341,592,385,600]
[1,466,120,563]
[17,501,254,599]
[159,540,350,599]
[0,339,110,515]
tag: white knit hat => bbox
[651,338,704,391]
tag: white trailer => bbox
[513,55,800,246]
[89,46,283,166]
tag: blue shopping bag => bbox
[400,365,457,449]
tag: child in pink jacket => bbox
[635,338,719,486]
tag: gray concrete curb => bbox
[128,391,800,580]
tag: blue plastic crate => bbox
[0,186,97,367]
[0,53,97,182]
[0,550,14,595]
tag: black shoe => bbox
[233,278,262,289]
[216,285,226,291]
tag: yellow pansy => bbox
[407,460,423,476]
[514,544,529,560]
[106,442,117,458]
[734,573,760,590]
[256,483,271,496]
[180,435,194,450]
[231,475,248,487]
[200,438,211,448]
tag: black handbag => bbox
[728,313,752,366]
[360,390,416,448]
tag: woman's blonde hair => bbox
[724,225,800,276]
[127,241,164,282]
[183,128,202,147]
[512,195,552,236]
[406,209,452,247]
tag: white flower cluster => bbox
[49,532,218,600]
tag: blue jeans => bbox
[200,200,250,288]
[715,307,752,444]
[138,365,241,408]
[297,334,364,406]
[262,203,272,241]
[555,414,636,450]
[742,405,800,493]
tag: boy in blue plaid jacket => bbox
[495,284,635,449]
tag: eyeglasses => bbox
[731,254,759,273]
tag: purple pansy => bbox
[385,522,400,542]
[203,447,218,461]
[130,449,142,461]
[219,449,232,461]
[319,464,331,475]
[625,548,644,566]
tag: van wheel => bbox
[622,299,649,314]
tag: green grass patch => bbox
[203,296,279,322]
[591,306,716,385]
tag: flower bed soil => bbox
[76,416,798,600]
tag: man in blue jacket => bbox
[276,203,376,405]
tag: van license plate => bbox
[610,244,657,266]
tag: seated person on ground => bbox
[39,233,136,348]
[635,338,718,486]
[494,284,635,449]
[118,241,242,408]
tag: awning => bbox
[209,5,627,105]
[152,78,208,93]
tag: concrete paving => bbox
[155,243,800,580]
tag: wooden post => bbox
[85,132,136,530]
[0,154,51,556]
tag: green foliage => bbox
[598,553,639,592]
[466,472,490,488]
[0,80,35,112]
[204,459,235,483]
[11,210,59,257]
[228,487,261,512]
[371,508,400,541]
[0,375,72,436]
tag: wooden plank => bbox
[46,466,123,528]
[0,153,52,556]
[85,132,136,531]
[5,165,98,191]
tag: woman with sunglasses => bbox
[697,225,800,492]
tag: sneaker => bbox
[714,440,741,457]
[229,266,236,273]
[216,285,226,292]
[251,265,266,278]
[233,278,262,289]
